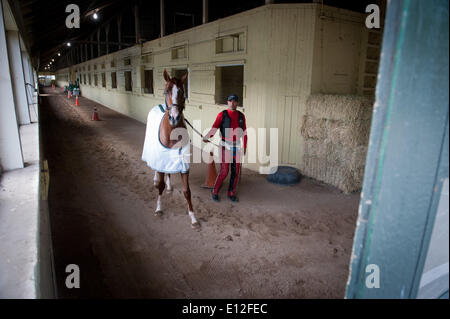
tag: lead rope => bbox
[184,117,221,148]
[184,117,243,187]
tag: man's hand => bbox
[202,137,210,143]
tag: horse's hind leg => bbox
[155,171,172,191]
[180,172,200,229]
[153,171,159,186]
[154,171,165,216]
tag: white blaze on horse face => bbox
[171,85,179,104]
[170,85,180,117]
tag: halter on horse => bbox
[149,69,200,229]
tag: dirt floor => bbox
[40,87,360,298]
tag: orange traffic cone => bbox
[75,96,79,106]
[201,152,217,189]
[92,107,99,121]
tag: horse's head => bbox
[163,69,188,127]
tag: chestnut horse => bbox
[142,69,199,229]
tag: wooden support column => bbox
[202,0,208,24]
[117,14,122,50]
[90,34,94,59]
[0,2,24,170]
[74,46,78,64]
[97,29,101,57]
[6,31,30,125]
[105,23,110,54]
[134,4,140,44]
[160,0,165,37]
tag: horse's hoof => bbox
[154,210,163,217]
[191,221,201,230]
[166,187,173,193]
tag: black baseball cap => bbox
[227,94,239,102]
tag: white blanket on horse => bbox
[142,105,190,174]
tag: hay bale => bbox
[301,115,327,140]
[325,119,372,148]
[301,94,374,193]
[306,94,374,121]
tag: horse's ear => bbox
[163,69,171,82]
[181,72,188,85]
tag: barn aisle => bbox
[40,87,359,298]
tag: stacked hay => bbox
[301,94,374,193]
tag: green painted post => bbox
[346,0,449,298]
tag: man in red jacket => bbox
[203,94,247,202]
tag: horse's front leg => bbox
[166,174,173,192]
[181,172,200,229]
[154,171,165,216]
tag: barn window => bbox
[110,60,115,67]
[171,45,187,60]
[94,64,97,70]
[216,33,245,54]
[173,68,188,99]
[83,74,86,84]
[124,58,131,66]
[125,71,132,91]
[101,63,105,69]
[215,65,244,106]
[101,73,106,88]
[88,74,91,85]
[142,54,152,64]
[143,69,153,94]
[94,74,98,86]
[111,72,117,89]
